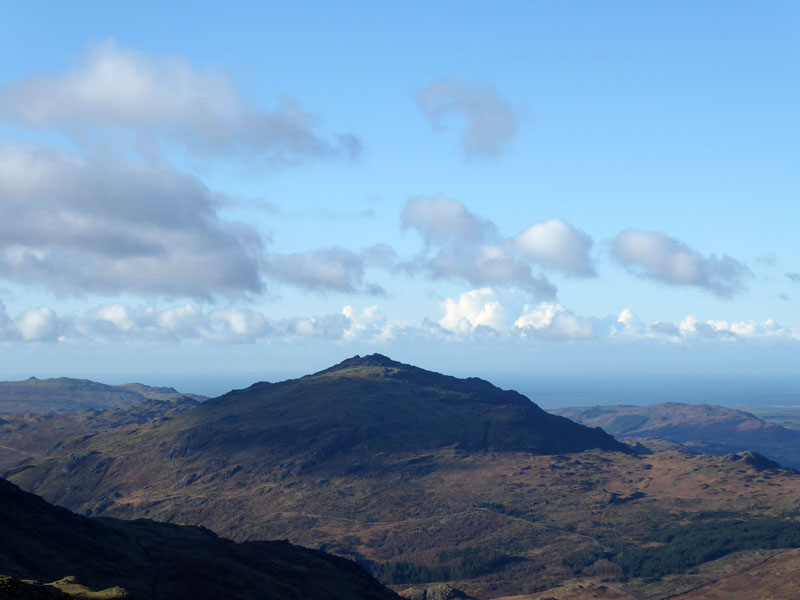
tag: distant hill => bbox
[553,403,800,469]
[0,395,201,469]
[0,476,397,600]
[0,377,205,414]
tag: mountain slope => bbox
[0,476,397,600]
[554,403,800,469]
[6,355,630,507]
[5,355,643,596]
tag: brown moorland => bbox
[6,356,800,598]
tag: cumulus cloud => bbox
[402,196,595,298]
[611,229,750,298]
[0,143,264,298]
[0,300,64,342]
[14,307,60,342]
[0,41,359,164]
[439,288,508,334]
[1,295,798,347]
[515,218,595,276]
[600,308,799,343]
[436,287,595,341]
[676,315,788,340]
[77,303,379,343]
[418,78,517,157]
[514,303,595,341]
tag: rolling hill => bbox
[0,376,204,414]
[554,403,800,469]
[0,395,201,469]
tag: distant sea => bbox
[491,375,800,409]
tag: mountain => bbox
[11,356,800,598]
[554,403,800,469]
[0,377,205,414]
[0,395,200,469]
[0,475,397,600]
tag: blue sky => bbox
[0,1,798,396]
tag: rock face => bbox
[0,477,398,600]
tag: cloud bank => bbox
[1,291,798,346]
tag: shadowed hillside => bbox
[0,476,397,600]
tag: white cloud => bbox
[341,305,396,342]
[14,307,59,342]
[419,78,518,157]
[439,288,508,333]
[598,309,800,343]
[611,229,750,298]
[0,40,359,164]
[515,303,595,341]
[677,315,790,341]
[514,218,595,276]
[402,196,595,298]
[1,296,799,347]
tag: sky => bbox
[0,1,798,401]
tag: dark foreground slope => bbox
[555,403,800,469]
[0,477,397,600]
